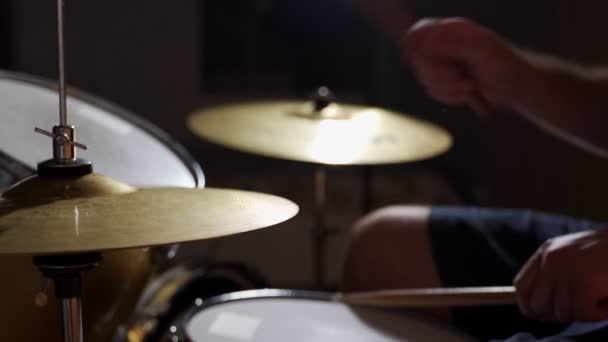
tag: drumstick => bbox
[468,94,491,117]
[356,0,492,116]
[336,286,517,308]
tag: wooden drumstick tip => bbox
[470,93,492,118]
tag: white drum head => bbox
[0,71,203,188]
[184,292,474,342]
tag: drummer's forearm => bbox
[509,51,608,157]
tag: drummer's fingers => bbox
[529,275,556,321]
[423,80,475,105]
[553,278,573,323]
[413,60,476,105]
[411,55,470,84]
[402,18,441,64]
[529,246,557,320]
[514,244,546,317]
[573,276,608,321]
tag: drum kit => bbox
[0,1,517,341]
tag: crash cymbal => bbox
[188,100,452,165]
[3,173,135,205]
[0,177,298,255]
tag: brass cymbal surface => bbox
[0,187,298,254]
[188,101,452,165]
[0,173,154,340]
[2,173,135,205]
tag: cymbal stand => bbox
[312,165,328,287]
[34,0,89,177]
[312,165,374,288]
[361,165,373,214]
[34,254,102,342]
[31,1,93,341]
[310,88,334,288]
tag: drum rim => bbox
[174,289,475,342]
[175,289,333,339]
[0,69,205,188]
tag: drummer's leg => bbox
[342,205,595,291]
[341,205,604,340]
[341,205,450,319]
[342,205,440,292]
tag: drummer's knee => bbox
[351,205,430,239]
[342,205,435,291]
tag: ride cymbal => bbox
[0,175,298,255]
[188,100,452,165]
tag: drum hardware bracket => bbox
[37,158,93,177]
[35,126,88,160]
[34,279,51,307]
[312,86,335,112]
[34,253,102,342]
[307,86,353,120]
[35,126,92,177]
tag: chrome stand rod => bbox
[34,254,100,342]
[57,0,67,126]
[362,166,373,213]
[312,166,328,288]
[61,297,83,342]
[36,0,88,162]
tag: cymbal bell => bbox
[3,173,135,205]
[188,100,452,165]
[0,175,298,255]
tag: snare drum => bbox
[164,289,475,342]
[0,70,204,342]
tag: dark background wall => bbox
[6,0,201,132]
[0,2,11,69]
[3,0,608,285]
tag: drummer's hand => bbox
[403,18,530,114]
[514,229,608,322]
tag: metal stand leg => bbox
[362,166,373,214]
[312,165,374,288]
[312,166,327,288]
[34,253,102,342]
[61,297,83,342]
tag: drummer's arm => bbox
[509,52,608,157]
[405,18,608,158]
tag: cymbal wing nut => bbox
[34,125,88,162]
